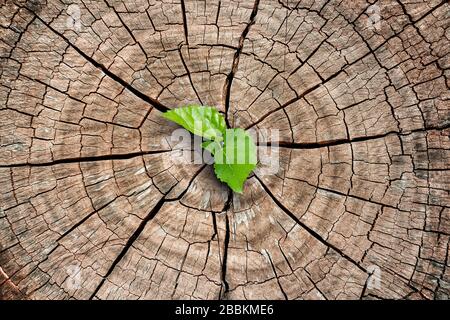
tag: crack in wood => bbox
[28,13,170,113]
[223,0,260,127]
[254,175,367,274]
[0,150,173,168]
[1,0,448,300]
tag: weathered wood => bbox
[0,0,449,300]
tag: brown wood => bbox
[0,0,449,300]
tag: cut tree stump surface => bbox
[0,0,449,300]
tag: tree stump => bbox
[0,0,449,300]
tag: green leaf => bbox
[213,128,257,193]
[162,105,226,141]
[201,140,221,156]
[162,106,257,193]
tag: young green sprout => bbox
[163,105,257,193]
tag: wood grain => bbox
[0,0,449,300]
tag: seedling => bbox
[163,106,257,193]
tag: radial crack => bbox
[254,175,367,274]
[223,0,260,127]
[244,0,447,129]
[259,123,450,150]
[88,164,206,299]
[219,213,231,299]
[89,193,168,299]
[180,0,190,46]
[0,150,173,168]
[26,12,170,113]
